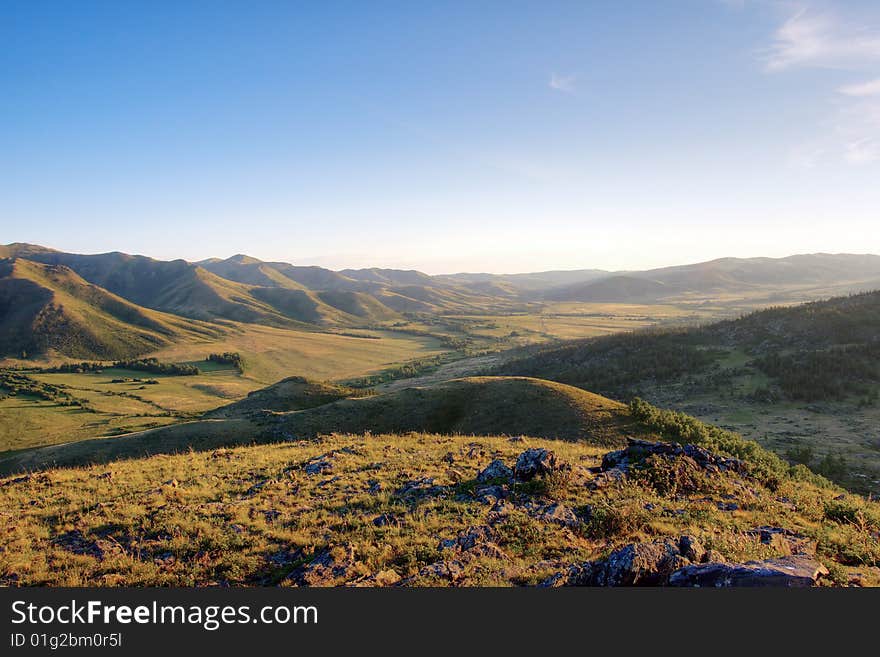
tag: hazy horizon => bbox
[4,1,880,272]
[8,239,880,277]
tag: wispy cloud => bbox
[844,137,880,164]
[762,7,880,71]
[757,3,880,167]
[839,77,880,97]
[548,72,576,93]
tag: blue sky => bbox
[2,1,880,273]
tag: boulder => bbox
[678,535,706,563]
[668,556,829,587]
[515,448,559,481]
[477,459,514,483]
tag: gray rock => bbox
[678,535,706,563]
[537,503,582,528]
[474,484,507,505]
[477,459,514,483]
[515,448,559,481]
[668,555,829,587]
[396,477,446,498]
[438,526,507,559]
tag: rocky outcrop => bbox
[438,525,507,560]
[515,448,560,481]
[542,534,828,587]
[668,556,829,587]
[287,543,368,586]
[601,438,746,476]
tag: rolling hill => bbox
[0,258,225,359]
[7,244,880,330]
[542,254,880,304]
[0,376,634,472]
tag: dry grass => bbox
[2,432,877,587]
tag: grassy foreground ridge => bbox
[1,392,878,587]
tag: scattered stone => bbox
[366,480,383,494]
[543,535,706,587]
[348,569,401,587]
[746,526,816,556]
[438,526,507,559]
[515,448,559,481]
[304,456,333,475]
[537,503,581,528]
[287,543,368,586]
[53,530,124,561]
[717,501,740,512]
[668,556,829,587]
[477,459,514,483]
[473,484,507,505]
[396,477,446,499]
[404,560,465,584]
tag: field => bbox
[145,323,449,384]
[0,323,451,454]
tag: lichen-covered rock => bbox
[515,448,559,481]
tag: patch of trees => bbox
[755,342,880,402]
[495,330,721,400]
[42,362,105,374]
[0,370,82,406]
[112,358,200,376]
[206,352,243,371]
[346,355,445,388]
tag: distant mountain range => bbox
[3,242,880,359]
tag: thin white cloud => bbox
[756,4,880,167]
[762,8,880,71]
[839,77,880,97]
[548,72,576,93]
[844,137,880,164]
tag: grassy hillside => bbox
[0,376,634,473]
[497,291,880,403]
[0,259,225,359]
[205,376,360,417]
[2,406,877,586]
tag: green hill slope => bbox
[0,376,633,473]
[0,259,225,359]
